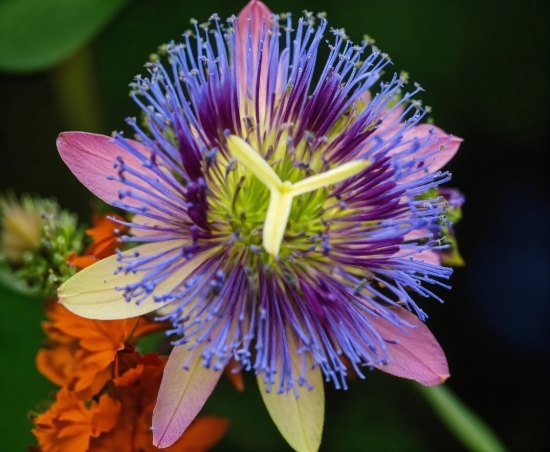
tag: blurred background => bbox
[0,0,547,450]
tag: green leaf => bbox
[0,0,130,73]
[418,384,507,452]
[0,285,55,450]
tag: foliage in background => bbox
[0,0,130,73]
[0,193,85,298]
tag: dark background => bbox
[0,0,548,450]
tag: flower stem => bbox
[417,384,506,452]
[50,46,104,132]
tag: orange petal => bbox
[171,416,229,451]
[36,345,78,387]
[67,251,99,270]
[86,213,127,243]
[91,394,121,437]
[224,358,245,392]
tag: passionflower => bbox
[57,1,462,450]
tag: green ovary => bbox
[208,153,329,259]
[207,134,369,260]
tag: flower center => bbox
[208,135,369,259]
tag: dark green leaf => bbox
[0,285,55,450]
[0,0,130,73]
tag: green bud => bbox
[0,193,86,298]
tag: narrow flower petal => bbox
[58,240,188,320]
[237,0,272,54]
[66,252,99,270]
[57,132,151,206]
[413,249,441,266]
[404,230,441,266]
[372,307,450,386]
[257,338,324,452]
[152,345,222,448]
[236,0,272,102]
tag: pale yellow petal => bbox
[263,189,293,257]
[226,135,282,191]
[58,240,203,320]
[290,160,371,197]
[258,339,325,452]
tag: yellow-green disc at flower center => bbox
[225,135,370,257]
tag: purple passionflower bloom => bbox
[57,1,462,450]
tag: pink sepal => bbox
[404,229,441,266]
[152,345,222,448]
[237,0,271,40]
[236,0,272,104]
[57,132,152,206]
[371,306,450,386]
[402,124,462,177]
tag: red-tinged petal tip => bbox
[236,0,272,99]
[236,0,272,52]
[372,307,450,386]
[237,0,272,29]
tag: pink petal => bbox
[237,0,271,43]
[152,345,222,448]
[402,124,462,176]
[404,229,441,265]
[412,249,441,266]
[376,103,405,136]
[361,103,405,156]
[236,0,272,105]
[371,306,450,386]
[404,229,431,241]
[57,132,153,206]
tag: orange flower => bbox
[35,211,227,451]
[89,351,229,452]
[33,351,228,452]
[36,302,167,399]
[67,213,127,269]
[32,387,120,452]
